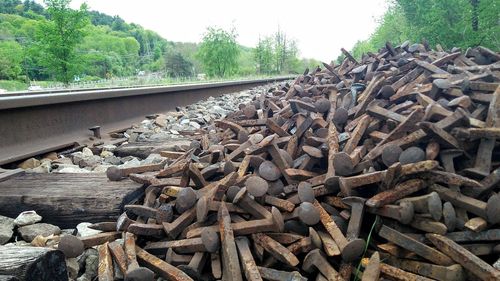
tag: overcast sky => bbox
[67,0,388,62]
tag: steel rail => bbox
[0,76,293,98]
[0,77,293,166]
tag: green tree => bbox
[196,27,239,77]
[172,42,202,74]
[253,30,301,74]
[274,28,287,73]
[35,0,89,83]
[165,50,193,77]
[0,41,23,79]
[348,0,499,62]
[395,0,498,49]
[254,36,274,74]
[0,0,22,15]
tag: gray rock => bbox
[100,150,113,158]
[83,249,98,280]
[189,121,201,129]
[61,229,76,236]
[494,258,500,271]
[77,248,97,268]
[57,166,91,173]
[101,144,117,152]
[18,223,61,242]
[211,105,225,114]
[155,116,168,128]
[53,163,80,171]
[142,153,164,165]
[128,132,138,142]
[76,222,101,237]
[170,124,184,131]
[52,157,73,166]
[0,215,14,244]
[78,155,102,168]
[148,132,172,141]
[71,152,84,165]
[119,158,141,169]
[76,274,92,281]
[29,161,51,173]
[66,258,79,280]
[103,156,122,165]
[92,165,112,173]
[82,147,93,157]
[14,210,42,226]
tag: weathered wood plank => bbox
[0,246,67,281]
[0,173,144,228]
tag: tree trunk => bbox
[0,246,68,281]
[471,0,479,31]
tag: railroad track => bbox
[0,77,293,166]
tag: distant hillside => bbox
[0,0,320,85]
[0,0,177,81]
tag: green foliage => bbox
[164,49,193,77]
[237,46,256,76]
[34,0,89,83]
[351,0,499,60]
[397,0,499,49]
[0,41,23,79]
[0,79,27,91]
[0,0,45,18]
[171,42,202,74]
[78,25,140,77]
[254,36,274,74]
[197,27,240,77]
[295,58,321,74]
[254,29,302,75]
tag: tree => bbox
[165,50,193,78]
[35,0,89,83]
[274,28,287,73]
[349,0,498,61]
[253,30,301,75]
[0,0,22,15]
[254,36,274,74]
[0,41,23,79]
[470,0,479,31]
[396,0,498,48]
[196,27,239,77]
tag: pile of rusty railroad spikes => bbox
[86,42,500,281]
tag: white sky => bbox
[66,0,388,62]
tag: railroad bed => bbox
[0,43,499,281]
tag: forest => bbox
[0,0,317,90]
[345,0,498,61]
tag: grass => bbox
[0,80,28,92]
[354,215,380,281]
